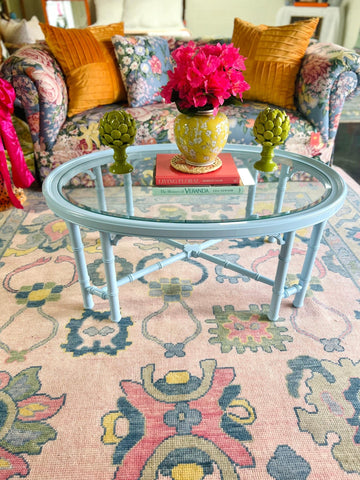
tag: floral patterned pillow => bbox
[112,35,172,107]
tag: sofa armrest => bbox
[295,42,360,143]
[0,44,68,151]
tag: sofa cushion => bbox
[122,0,184,29]
[232,17,319,110]
[112,35,172,107]
[40,22,126,117]
[88,23,127,99]
[94,0,124,26]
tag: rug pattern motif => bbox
[0,169,359,479]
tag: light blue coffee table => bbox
[42,144,347,322]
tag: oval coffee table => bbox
[43,144,347,322]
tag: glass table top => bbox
[43,144,346,239]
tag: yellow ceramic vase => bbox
[174,110,229,166]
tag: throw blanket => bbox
[0,77,34,209]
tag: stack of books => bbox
[154,153,253,194]
[293,2,329,6]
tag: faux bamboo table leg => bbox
[293,221,327,308]
[66,221,94,310]
[99,230,121,323]
[268,230,296,321]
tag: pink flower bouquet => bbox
[161,42,250,115]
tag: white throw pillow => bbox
[123,0,184,29]
[94,0,124,25]
[26,16,45,42]
[0,16,44,44]
[0,39,9,60]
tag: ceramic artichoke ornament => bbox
[253,107,290,172]
[99,110,137,174]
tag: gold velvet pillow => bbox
[40,22,126,117]
[231,17,319,109]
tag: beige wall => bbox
[341,0,360,48]
[21,0,359,49]
[184,0,359,48]
[185,0,283,38]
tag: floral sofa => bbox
[1,36,359,186]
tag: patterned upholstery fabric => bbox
[0,37,359,185]
[112,35,172,107]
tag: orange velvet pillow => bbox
[231,17,319,109]
[40,22,126,117]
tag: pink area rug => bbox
[0,167,359,479]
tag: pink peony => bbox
[302,57,331,85]
[149,55,162,74]
[161,42,250,115]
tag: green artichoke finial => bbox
[253,107,290,172]
[99,110,137,174]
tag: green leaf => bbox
[5,367,41,402]
[1,420,57,455]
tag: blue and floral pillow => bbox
[112,35,172,108]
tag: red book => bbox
[293,2,328,6]
[155,153,241,186]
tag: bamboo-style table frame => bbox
[43,144,347,323]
